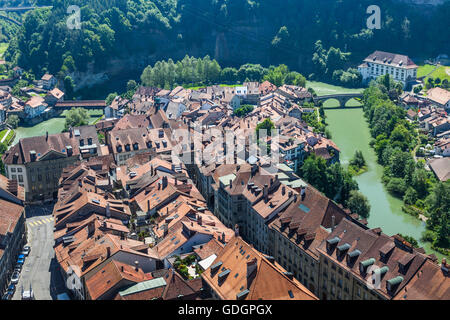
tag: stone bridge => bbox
[314,93,363,108]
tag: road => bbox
[12,205,67,300]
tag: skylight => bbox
[298,203,310,213]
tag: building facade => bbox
[358,51,418,87]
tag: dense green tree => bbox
[386,177,407,197]
[64,108,89,131]
[233,105,254,117]
[349,150,366,169]
[347,190,371,218]
[6,115,20,129]
[63,75,75,100]
[403,187,418,205]
[106,92,118,105]
[126,80,137,92]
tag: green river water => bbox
[324,103,444,260]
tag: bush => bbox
[387,177,407,197]
[421,230,436,243]
[403,187,418,205]
[6,115,19,129]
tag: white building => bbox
[358,51,418,87]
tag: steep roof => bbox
[202,236,317,300]
[364,51,418,69]
[85,259,150,300]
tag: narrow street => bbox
[12,205,67,300]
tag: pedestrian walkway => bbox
[28,217,54,228]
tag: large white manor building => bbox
[358,51,418,87]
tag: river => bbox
[11,110,103,145]
[324,102,444,260]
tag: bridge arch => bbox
[315,93,363,108]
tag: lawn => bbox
[417,64,436,78]
[0,129,15,145]
[423,65,450,84]
[0,43,8,58]
[306,81,364,96]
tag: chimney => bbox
[69,127,73,138]
[301,186,306,201]
[163,223,168,237]
[106,247,111,258]
[175,178,178,185]
[198,215,202,225]
[247,258,257,279]
[162,176,168,189]
[282,186,286,196]
[234,224,239,236]
[221,232,226,244]
[121,265,124,272]
[106,203,111,218]
[134,261,139,272]
[147,199,150,213]
[78,179,82,187]
[263,184,268,203]
[229,179,232,188]
[87,220,95,235]
[331,215,335,231]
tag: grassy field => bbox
[0,43,8,58]
[417,64,436,78]
[306,81,364,96]
[0,129,15,145]
[422,65,450,84]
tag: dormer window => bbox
[326,236,340,252]
[125,144,131,152]
[218,269,230,283]
[146,141,152,148]
[117,145,122,153]
[359,258,375,274]
[346,249,361,264]
[210,261,222,275]
[386,276,403,292]
[87,138,93,145]
[133,143,139,151]
[337,243,351,255]
[373,266,389,278]
[79,139,84,147]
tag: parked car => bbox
[18,254,25,260]
[10,271,20,284]
[22,246,30,256]
[7,284,16,295]
[20,250,29,257]
[17,258,24,265]
[14,264,22,272]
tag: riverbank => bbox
[324,106,445,260]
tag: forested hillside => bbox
[4,0,450,88]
